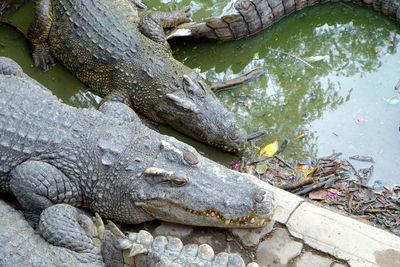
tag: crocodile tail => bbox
[190,0,400,41]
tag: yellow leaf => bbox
[303,167,315,178]
[253,52,258,58]
[259,141,278,157]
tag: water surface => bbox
[1,1,399,185]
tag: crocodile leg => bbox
[39,204,104,264]
[139,6,191,43]
[28,0,55,71]
[10,160,83,226]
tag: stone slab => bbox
[287,202,400,267]
[256,228,303,266]
[295,251,332,267]
[231,221,274,247]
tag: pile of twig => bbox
[236,152,400,235]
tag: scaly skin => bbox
[0,200,261,267]
[0,57,275,232]
[27,0,247,152]
[187,0,400,41]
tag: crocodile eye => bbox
[183,75,206,98]
[165,93,197,113]
[170,171,188,187]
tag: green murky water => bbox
[1,1,399,185]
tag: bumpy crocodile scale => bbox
[28,0,247,152]
[0,199,266,267]
[0,57,275,257]
[0,200,263,267]
[185,0,400,41]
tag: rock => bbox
[295,251,332,267]
[331,263,347,267]
[153,222,193,239]
[256,228,303,266]
[231,220,274,246]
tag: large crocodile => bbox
[27,0,247,152]
[0,200,261,267]
[0,57,275,231]
[181,0,400,41]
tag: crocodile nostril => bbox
[254,190,266,203]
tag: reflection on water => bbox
[1,2,399,185]
[170,3,400,186]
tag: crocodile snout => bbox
[227,123,247,151]
[253,189,276,219]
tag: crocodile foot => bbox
[163,5,192,28]
[32,43,55,72]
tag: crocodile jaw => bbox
[135,199,275,228]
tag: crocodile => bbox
[0,57,275,231]
[179,0,400,41]
[27,0,247,152]
[0,200,261,267]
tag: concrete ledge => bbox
[249,176,400,266]
[287,202,400,267]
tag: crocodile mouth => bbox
[191,129,240,152]
[138,199,273,227]
[158,113,242,152]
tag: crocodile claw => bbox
[32,44,55,72]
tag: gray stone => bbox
[231,220,274,246]
[256,228,303,266]
[295,252,332,267]
[331,263,347,267]
[153,222,194,239]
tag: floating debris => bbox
[349,155,375,163]
[234,151,400,236]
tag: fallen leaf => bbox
[231,161,240,171]
[296,164,309,176]
[356,117,366,124]
[255,163,268,174]
[309,189,326,200]
[327,192,339,200]
[259,141,278,157]
[383,96,400,105]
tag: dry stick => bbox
[210,68,265,92]
[279,176,314,190]
[296,176,337,195]
[274,155,295,171]
[269,47,314,69]
[395,79,400,90]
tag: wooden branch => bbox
[210,68,264,92]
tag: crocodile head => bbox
[152,71,247,152]
[131,138,275,227]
